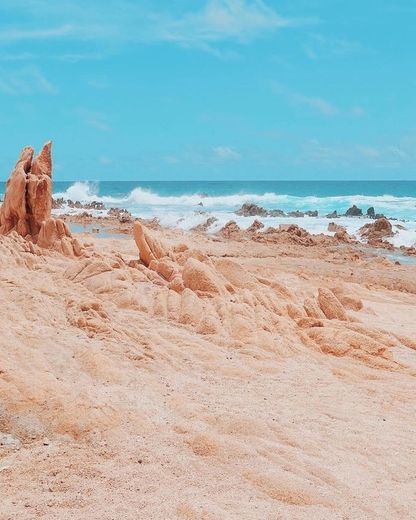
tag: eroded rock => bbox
[0,142,82,256]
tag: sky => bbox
[0,0,415,181]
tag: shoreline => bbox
[1,149,416,518]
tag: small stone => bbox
[0,432,21,450]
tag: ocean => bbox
[1,180,416,247]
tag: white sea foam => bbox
[51,182,416,247]
[53,182,416,213]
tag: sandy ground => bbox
[1,222,416,520]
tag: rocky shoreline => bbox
[234,202,387,220]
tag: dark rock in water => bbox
[305,210,318,217]
[374,213,385,220]
[326,210,338,219]
[288,210,304,218]
[345,205,363,217]
[367,206,375,218]
[268,209,286,217]
[197,202,204,206]
[235,203,268,217]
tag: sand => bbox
[1,219,416,520]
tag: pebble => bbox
[0,432,21,450]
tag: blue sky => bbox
[0,0,415,180]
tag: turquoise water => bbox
[2,180,416,246]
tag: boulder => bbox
[235,203,268,217]
[345,205,363,217]
[359,218,393,243]
[268,209,286,217]
[366,207,375,219]
[328,222,346,233]
[326,210,338,219]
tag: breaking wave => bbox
[53,182,416,216]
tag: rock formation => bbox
[328,222,346,233]
[235,203,268,217]
[133,220,167,267]
[359,218,393,244]
[0,142,82,256]
[247,219,264,233]
[345,205,363,217]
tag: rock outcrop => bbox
[345,205,363,217]
[359,218,393,244]
[247,219,264,233]
[235,203,268,217]
[0,142,82,256]
[328,222,345,233]
[133,220,167,267]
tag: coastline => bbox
[1,150,416,518]
[2,210,416,518]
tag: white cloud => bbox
[357,145,380,158]
[153,0,297,46]
[290,92,338,116]
[0,65,57,95]
[273,84,338,116]
[78,109,111,132]
[213,145,241,160]
[0,24,74,42]
[0,1,313,53]
[303,33,363,60]
[98,156,113,165]
[87,78,109,90]
[351,106,365,117]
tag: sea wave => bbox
[53,182,416,212]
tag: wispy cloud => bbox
[351,106,365,117]
[0,1,314,54]
[0,24,75,42]
[290,92,338,116]
[0,65,57,95]
[151,0,303,46]
[213,145,241,160]
[78,108,111,132]
[273,83,338,116]
[303,33,363,60]
[300,139,413,168]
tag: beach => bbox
[1,185,416,518]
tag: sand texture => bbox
[0,217,415,520]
